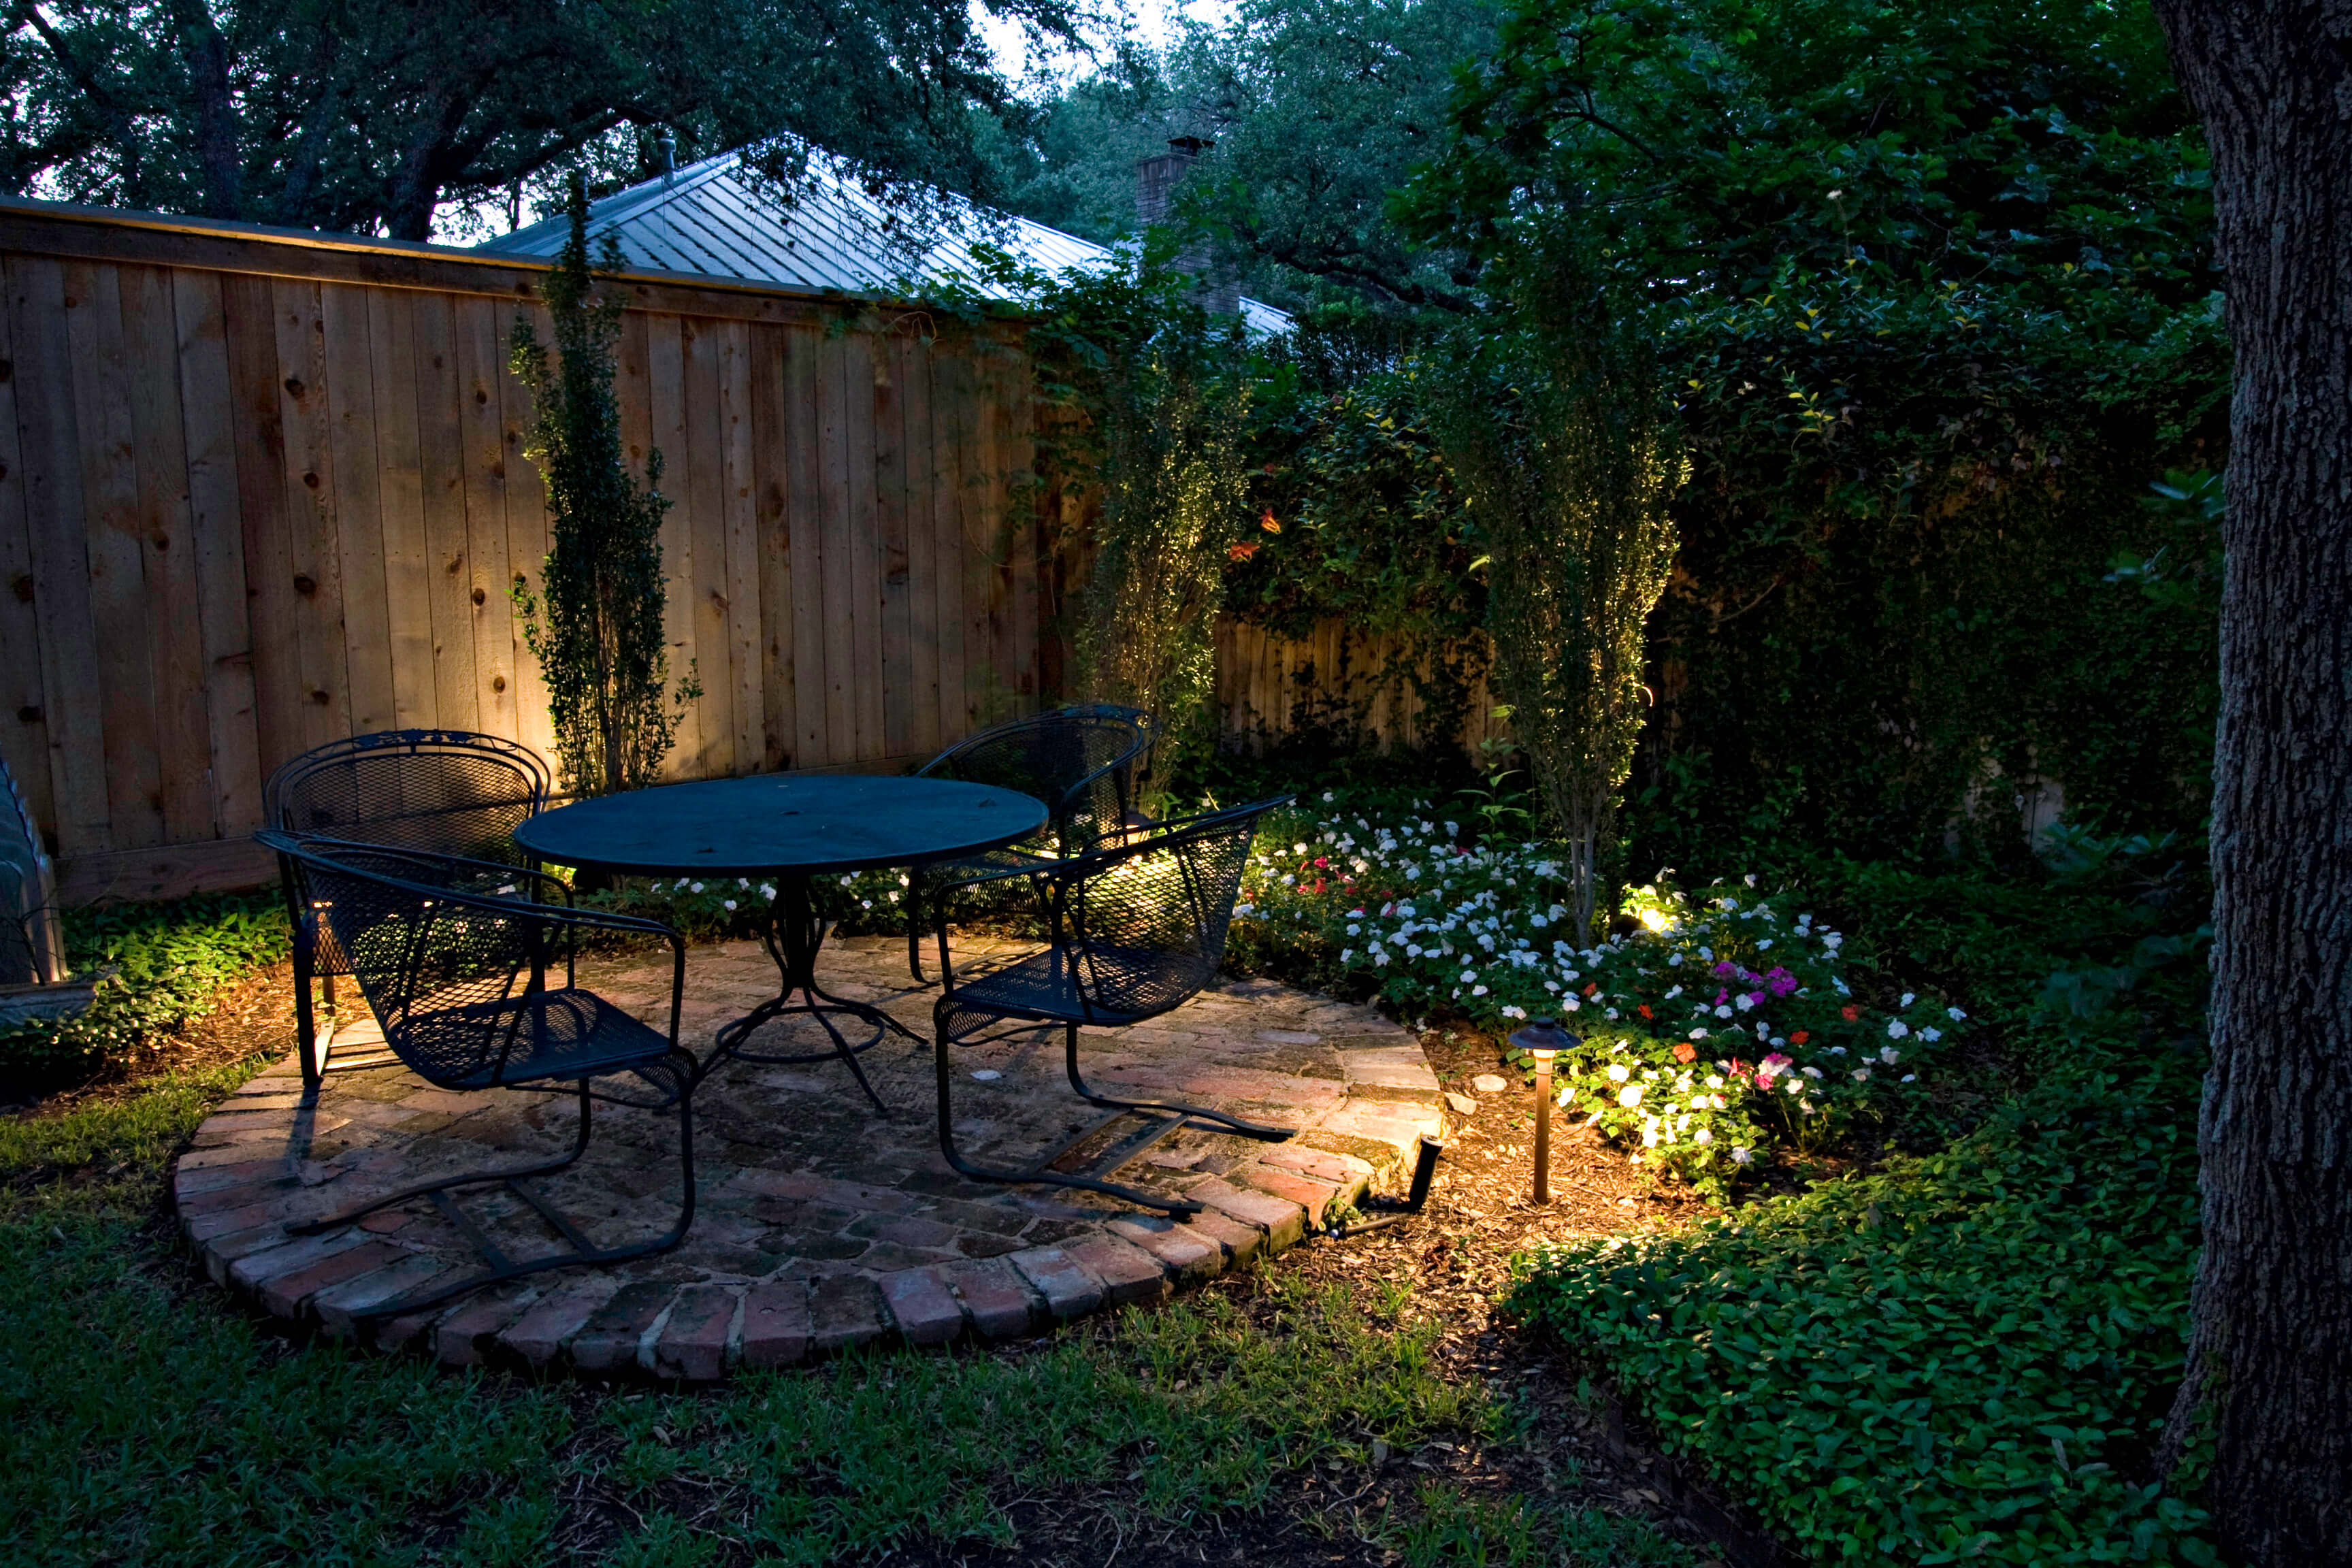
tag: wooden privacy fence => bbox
[1215,618,1501,757]
[0,199,1052,902]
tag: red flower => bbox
[1791,1029,1810,1045]
[1228,540,1260,562]
[1637,1003,1654,1019]
[1583,983,1599,997]
[1840,1004,1860,1022]
[1672,1042,1697,1064]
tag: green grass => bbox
[0,1030,1690,1566]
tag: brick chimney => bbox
[1134,135,1239,316]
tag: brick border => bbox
[175,992,1444,1382]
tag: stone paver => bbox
[176,934,1437,1379]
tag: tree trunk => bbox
[2149,4,2352,1558]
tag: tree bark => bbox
[2149,4,2352,1559]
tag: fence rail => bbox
[0,200,1051,902]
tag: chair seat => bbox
[942,941,1213,1036]
[397,987,679,1092]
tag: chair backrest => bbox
[260,834,557,1089]
[1060,796,1288,1021]
[265,730,551,865]
[919,706,1151,855]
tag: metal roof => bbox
[476,149,1294,336]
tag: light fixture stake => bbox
[1509,1016,1582,1205]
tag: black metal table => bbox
[513,774,1046,1112]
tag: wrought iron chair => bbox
[905,704,1154,984]
[928,796,1293,1215]
[259,832,698,1322]
[263,730,553,1084]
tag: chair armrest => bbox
[277,835,577,906]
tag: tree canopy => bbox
[1,0,1098,240]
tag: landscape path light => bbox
[1508,1015,1580,1204]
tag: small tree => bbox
[1075,328,1253,802]
[510,174,694,797]
[1437,284,1684,945]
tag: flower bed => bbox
[1233,796,1966,1192]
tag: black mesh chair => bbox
[928,796,1292,1215]
[264,730,553,1084]
[906,704,1154,984]
[259,832,698,1322]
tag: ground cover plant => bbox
[1228,790,1965,1194]
[0,894,289,1093]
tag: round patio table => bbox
[513,774,1046,1113]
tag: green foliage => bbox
[1433,274,1684,939]
[1507,849,2218,1566]
[984,240,1261,797]
[1231,791,1965,1195]
[0,895,288,1092]
[4,0,1094,240]
[512,178,697,799]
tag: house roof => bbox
[475,150,1294,338]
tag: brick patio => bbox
[174,934,1443,1379]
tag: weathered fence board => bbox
[1215,618,1501,760]
[0,200,1050,902]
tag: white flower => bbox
[1755,1022,1771,1040]
[1920,1026,1943,1042]
[1340,949,1354,964]
[1665,984,1684,999]
[1705,1075,1724,1089]
[1460,970,1477,983]
[1948,1006,1967,1021]
[1714,1005,1733,1019]
[690,881,705,893]
[1757,939,1773,950]
[1734,993,1754,1013]
[723,899,737,911]
[761,884,777,900]
[1544,981,1561,993]
[1699,946,1714,960]
[1851,1068,1872,1082]
[1565,997,1582,1011]
[1900,992,1916,1007]
[1782,1078,1801,1095]
[1602,1006,1616,1018]
[1501,1005,1526,1019]
[1642,1126,1661,1147]
[1880,1047,1900,1064]
[1471,985,1488,996]
[1694,1128,1714,1145]
[1607,1064,1631,1083]
[1902,1073,1917,1083]
[1823,932,1842,950]
[1832,976,1850,996]
[1618,1084,1643,1108]
[1731,1146,1754,1165]
[1689,1027,1710,1040]
[1886,1019,1910,1040]
[1233,902,1255,917]
[1293,843,1309,855]
[1669,952,1684,966]
[1801,1065,1823,1079]
[1826,1046,1846,1056]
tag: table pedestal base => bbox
[707,878,921,1113]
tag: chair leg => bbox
[293,924,322,1089]
[934,1019,1203,1218]
[1061,1024,1296,1141]
[295,1064,701,1324]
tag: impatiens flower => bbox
[1672,1042,1698,1064]
[1852,1068,1872,1082]
[1880,1047,1900,1064]
[1790,1030,1810,1045]
[1731,1146,1754,1165]
[1638,1003,1654,1019]
[1948,1007,1967,1021]
[1886,1019,1910,1039]
[1694,1128,1714,1145]
[1689,1027,1710,1040]
[1842,1004,1861,1021]
[1618,1084,1644,1108]
[1607,1064,1631,1082]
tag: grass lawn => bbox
[0,968,1705,1568]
